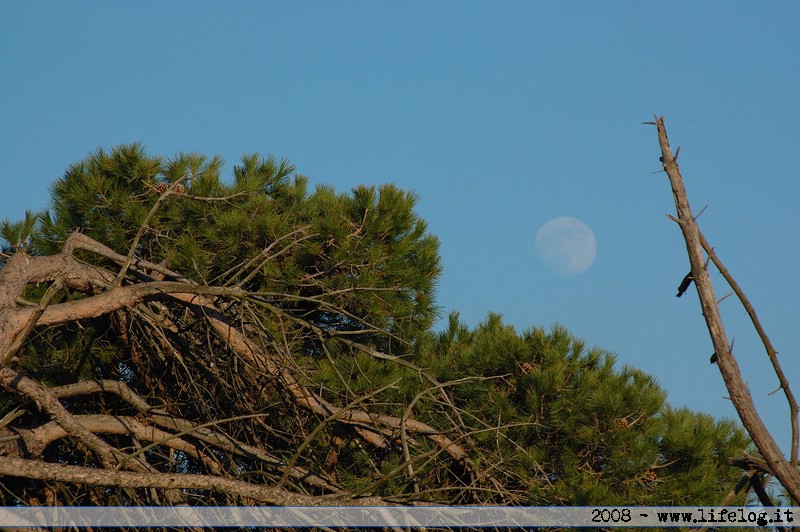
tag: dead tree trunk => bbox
[650,115,800,501]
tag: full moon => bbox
[535,217,597,275]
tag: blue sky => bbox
[2,2,799,455]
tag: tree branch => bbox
[652,115,800,500]
[0,276,63,367]
[697,230,799,469]
[0,455,386,506]
[0,367,137,471]
[0,230,487,495]
[46,379,343,493]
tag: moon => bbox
[535,217,597,275]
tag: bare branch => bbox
[652,115,800,500]
[0,367,137,471]
[0,456,386,506]
[115,180,186,286]
[698,230,800,469]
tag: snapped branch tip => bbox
[694,204,709,220]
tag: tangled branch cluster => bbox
[0,229,498,507]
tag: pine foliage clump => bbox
[409,313,749,505]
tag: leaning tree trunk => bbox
[650,115,800,501]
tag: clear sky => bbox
[2,2,799,455]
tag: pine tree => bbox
[0,144,749,510]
